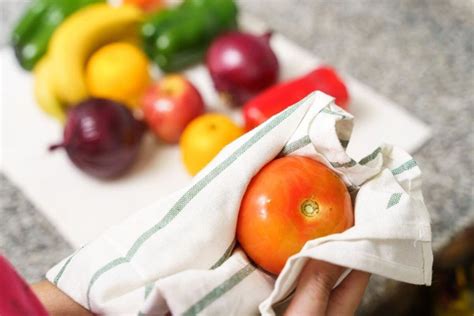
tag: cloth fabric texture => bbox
[46,91,432,315]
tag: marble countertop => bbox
[1,0,473,314]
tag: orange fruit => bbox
[85,42,150,108]
[180,113,243,175]
[123,0,163,12]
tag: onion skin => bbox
[50,98,145,179]
[206,31,279,106]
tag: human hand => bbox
[32,281,92,316]
[285,260,370,316]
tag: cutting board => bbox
[0,15,431,247]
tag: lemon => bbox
[180,114,243,175]
[86,42,150,108]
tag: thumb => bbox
[327,270,370,316]
[285,260,344,316]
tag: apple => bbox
[141,75,205,143]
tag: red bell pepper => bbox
[242,66,349,130]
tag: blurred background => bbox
[1,0,473,315]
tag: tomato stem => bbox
[300,199,319,217]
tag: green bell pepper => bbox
[141,0,238,72]
[11,0,104,71]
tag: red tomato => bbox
[237,156,353,275]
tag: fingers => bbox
[327,270,370,316]
[285,260,344,316]
[284,260,370,316]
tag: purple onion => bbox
[206,31,279,106]
[50,98,145,179]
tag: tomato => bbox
[237,156,353,275]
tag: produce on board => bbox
[123,0,163,12]
[206,31,279,106]
[141,75,205,143]
[243,66,349,131]
[12,0,105,70]
[86,42,151,107]
[180,113,243,175]
[33,3,143,116]
[12,0,350,180]
[49,98,145,179]
[10,0,357,281]
[140,0,238,72]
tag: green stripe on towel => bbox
[331,146,382,169]
[321,107,348,119]
[144,282,154,300]
[53,245,86,285]
[330,159,357,168]
[279,135,311,156]
[211,241,235,270]
[387,193,403,208]
[391,159,417,175]
[86,257,129,307]
[83,99,305,309]
[182,264,256,316]
[137,242,235,315]
[53,254,75,285]
[359,147,382,165]
[137,283,156,316]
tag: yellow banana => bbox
[47,3,143,105]
[34,57,66,122]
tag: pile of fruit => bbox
[13,0,355,277]
[12,0,350,179]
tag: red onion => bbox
[49,98,145,179]
[206,31,279,105]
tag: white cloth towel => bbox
[47,91,432,315]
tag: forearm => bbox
[31,281,93,316]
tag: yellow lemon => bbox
[180,114,243,175]
[86,42,150,107]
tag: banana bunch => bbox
[34,3,143,121]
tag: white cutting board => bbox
[0,15,431,247]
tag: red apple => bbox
[141,75,205,143]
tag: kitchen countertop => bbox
[1,0,473,314]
